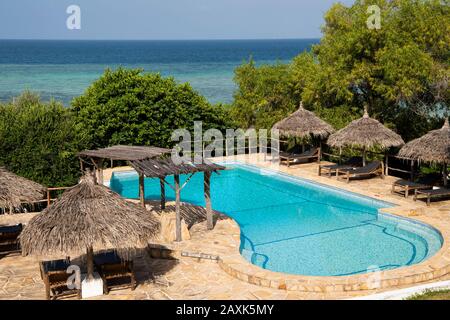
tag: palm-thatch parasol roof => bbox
[0,167,46,209]
[327,107,405,150]
[398,118,450,164]
[272,102,335,140]
[20,172,160,278]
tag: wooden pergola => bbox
[78,145,171,185]
[130,158,226,241]
[78,145,226,242]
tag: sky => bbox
[0,0,355,40]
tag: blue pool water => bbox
[109,163,443,277]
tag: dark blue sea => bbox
[0,39,318,105]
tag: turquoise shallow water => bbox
[109,164,443,276]
[0,39,317,104]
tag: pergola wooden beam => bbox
[139,173,145,208]
[77,145,171,189]
[204,171,213,230]
[160,178,166,210]
[130,158,226,241]
[78,145,171,162]
[174,174,181,242]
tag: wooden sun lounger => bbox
[40,258,81,300]
[279,148,320,167]
[318,157,362,177]
[94,251,136,294]
[392,179,433,198]
[0,224,22,256]
[414,188,450,206]
[336,161,384,183]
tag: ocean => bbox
[0,39,318,105]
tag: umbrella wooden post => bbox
[139,173,145,208]
[318,142,322,163]
[362,148,367,167]
[204,171,213,230]
[174,175,182,242]
[86,246,94,280]
[444,163,448,187]
[160,178,166,210]
[385,152,389,176]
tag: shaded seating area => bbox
[398,118,450,205]
[40,258,80,300]
[336,161,384,183]
[94,250,136,294]
[272,102,334,166]
[318,156,362,177]
[20,172,160,299]
[414,188,450,206]
[279,147,320,167]
[0,223,22,256]
[327,106,404,178]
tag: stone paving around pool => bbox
[1,154,450,300]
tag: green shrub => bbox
[71,68,233,149]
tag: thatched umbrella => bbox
[399,118,450,185]
[0,167,46,211]
[273,102,335,140]
[20,172,160,279]
[327,106,405,165]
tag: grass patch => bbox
[407,289,450,300]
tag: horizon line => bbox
[0,37,321,42]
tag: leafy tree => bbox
[0,92,82,186]
[231,57,312,130]
[72,68,233,149]
[307,0,449,139]
[231,0,449,141]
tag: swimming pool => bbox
[109,163,443,277]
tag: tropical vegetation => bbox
[230,0,449,142]
[0,0,448,186]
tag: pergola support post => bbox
[91,158,104,185]
[160,178,166,210]
[139,173,145,208]
[204,171,213,230]
[174,175,182,242]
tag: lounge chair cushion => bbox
[393,180,430,188]
[0,224,23,234]
[94,251,124,266]
[341,161,382,175]
[41,259,71,274]
[280,148,318,159]
[417,188,450,196]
